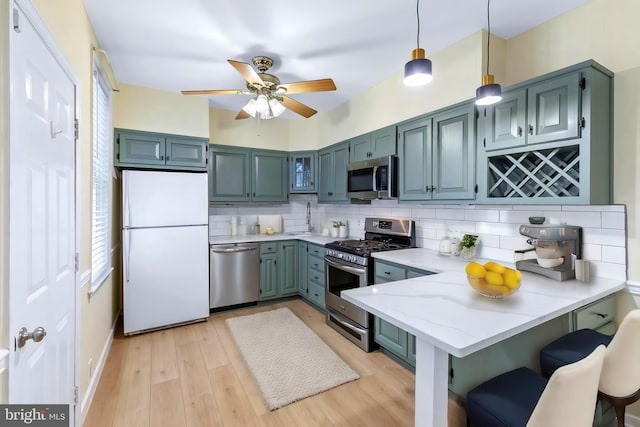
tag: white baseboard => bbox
[79,313,120,425]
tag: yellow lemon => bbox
[503,268,521,289]
[465,262,486,278]
[484,261,506,274]
[485,271,505,286]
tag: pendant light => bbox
[403,0,432,87]
[476,0,502,105]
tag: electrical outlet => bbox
[88,358,93,378]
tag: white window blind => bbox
[91,59,113,291]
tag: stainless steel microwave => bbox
[346,155,397,200]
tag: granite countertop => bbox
[209,233,340,246]
[344,248,626,358]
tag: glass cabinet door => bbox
[289,151,316,193]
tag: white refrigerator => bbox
[122,170,209,335]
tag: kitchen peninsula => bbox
[342,250,626,427]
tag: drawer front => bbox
[308,244,326,257]
[574,296,616,331]
[375,262,406,282]
[308,254,325,273]
[307,281,325,308]
[260,243,278,254]
[308,268,325,286]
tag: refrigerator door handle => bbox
[124,229,131,283]
[124,172,131,227]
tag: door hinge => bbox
[116,152,120,160]
[74,253,79,273]
[74,119,79,140]
[483,138,486,148]
[13,8,21,33]
[449,367,454,380]
[74,386,79,404]
[580,117,586,129]
[579,77,586,90]
[474,184,478,194]
[260,258,262,264]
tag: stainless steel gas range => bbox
[325,217,416,352]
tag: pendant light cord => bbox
[416,0,421,49]
[486,0,491,75]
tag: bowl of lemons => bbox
[465,261,522,298]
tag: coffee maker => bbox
[515,224,582,281]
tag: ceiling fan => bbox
[182,56,336,120]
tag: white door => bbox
[8,0,77,416]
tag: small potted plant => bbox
[331,220,348,238]
[458,234,479,260]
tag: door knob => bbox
[17,326,47,349]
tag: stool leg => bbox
[614,403,625,427]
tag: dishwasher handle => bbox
[211,246,257,254]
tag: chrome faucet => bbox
[306,202,312,232]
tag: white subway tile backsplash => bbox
[602,246,626,264]
[464,209,500,223]
[209,199,628,280]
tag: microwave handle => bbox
[372,166,379,191]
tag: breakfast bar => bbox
[341,268,626,427]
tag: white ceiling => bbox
[83,0,591,119]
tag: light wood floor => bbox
[83,298,465,427]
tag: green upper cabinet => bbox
[317,141,349,203]
[208,145,288,203]
[484,72,580,152]
[398,117,432,200]
[432,103,476,200]
[208,146,251,202]
[115,129,208,171]
[477,61,613,205]
[485,89,527,151]
[349,125,396,162]
[289,151,317,193]
[252,150,288,202]
[398,102,475,201]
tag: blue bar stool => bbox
[539,309,640,427]
[466,345,605,427]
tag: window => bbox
[91,56,113,292]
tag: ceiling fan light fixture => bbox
[404,48,433,87]
[242,98,258,117]
[475,74,502,105]
[256,94,269,113]
[269,98,286,117]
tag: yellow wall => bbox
[209,107,290,150]
[114,84,210,138]
[31,0,120,413]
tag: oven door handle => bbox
[325,256,366,276]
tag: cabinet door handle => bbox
[328,192,333,196]
[160,155,164,161]
[528,125,534,135]
[426,186,430,192]
[518,126,523,137]
[384,271,391,275]
[593,312,609,319]
[166,156,170,161]
[430,185,436,192]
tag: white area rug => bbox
[226,307,360,410]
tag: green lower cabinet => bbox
[279,240,298,296]
[299,243,326,309]
[259,252,278,300]
[259,240,297,300]
[374,317,408,357]
[298,242,308,295]
[373,259,432,367]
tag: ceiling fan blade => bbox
[235,109,251,120]
[280,96,317,118]
[278,78,336,94]
[228,59,264,86]
[181,89,248,95]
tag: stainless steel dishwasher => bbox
[209,243,260,309]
